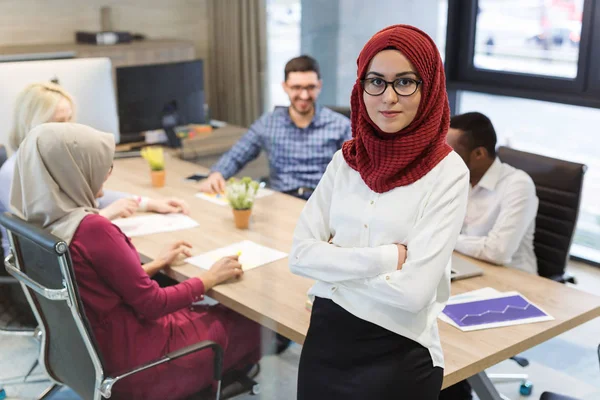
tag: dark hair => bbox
[284,55,320,81]
[450,112,497,158]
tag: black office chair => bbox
[0,145,49,398]
[0,145,6,168]
[540,393,579,400]
[497,146,586,282]
[0,212,230,400]
[487,147,587,397]
[325,105,351,119]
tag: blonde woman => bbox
[0,82,190,258]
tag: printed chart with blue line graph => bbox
[442,293,554,331]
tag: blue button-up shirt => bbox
[211,106,351,192]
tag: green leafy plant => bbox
[225,177,260,210]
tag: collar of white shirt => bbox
[475,157,503,192]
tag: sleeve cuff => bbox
[184,277,206,303]
[454,234,470,255]
[377,244,399,275]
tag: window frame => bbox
[445,0,600,109]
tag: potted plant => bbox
[225,177,260,229]
[140,146,166,187]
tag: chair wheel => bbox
[519,380,533,396]
[251,384,261,395]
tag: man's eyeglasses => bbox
[287,84,319,93]
[361,77,422,97]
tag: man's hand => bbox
[147,198,190,215]
[99,198,139,220]
[198,172,226,194]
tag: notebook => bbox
[450,254,484,281]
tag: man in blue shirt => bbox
[199,55,351,200]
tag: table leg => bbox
[467,372,506,400]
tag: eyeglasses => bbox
[287,84,319,93]
[361,77,422,97]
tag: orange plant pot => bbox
[232,208,252,229]
[151,170,166,188]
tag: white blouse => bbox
[289,150,469,368]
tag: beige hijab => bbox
[10,122,115,243]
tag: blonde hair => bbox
[9,82,75,151]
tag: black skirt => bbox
[298,297,443,400]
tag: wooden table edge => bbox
[441,305,600,388]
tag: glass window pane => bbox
[459,91,600,264]
[266,0,301,111]
[474,0,584,79]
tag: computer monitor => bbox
[0,58,120,147]
[116,60,205,147]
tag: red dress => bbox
[69,214,261,400]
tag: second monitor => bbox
[116,59,205,147]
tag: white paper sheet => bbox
[112,214,199,237]
[185,240,288,271]
[195,188,275,206]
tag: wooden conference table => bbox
[107,154,600,394]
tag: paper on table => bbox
[448,287,502,303]
[439,287,502,326]
[185,240,287,271]
[439,290,553,332]
[195,188,275,206]
[112,214,199,237]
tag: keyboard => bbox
[114,150,141,159]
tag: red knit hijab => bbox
[342,25,452,193]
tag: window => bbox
[459,91,600,264]
[265,0,301,111]
[473,0,584,79]
[446,0,600,107]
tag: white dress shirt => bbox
[454,157,538,274]
[289,150,469,368]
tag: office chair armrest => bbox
[510,356,529,367]
[99,340,223,398]
[4,253,69,301]
[547,273,577,284]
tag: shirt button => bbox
[370,200,374,205]
[385,275,391,281]
[331,286,337,292]
[364,224,368,229]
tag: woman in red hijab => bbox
[290,25,470,399]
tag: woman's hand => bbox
[200,255,243,291]
[397,244,407,270]
[99,198,139,220]
[147,198,190,215]
[156,240,193,268]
